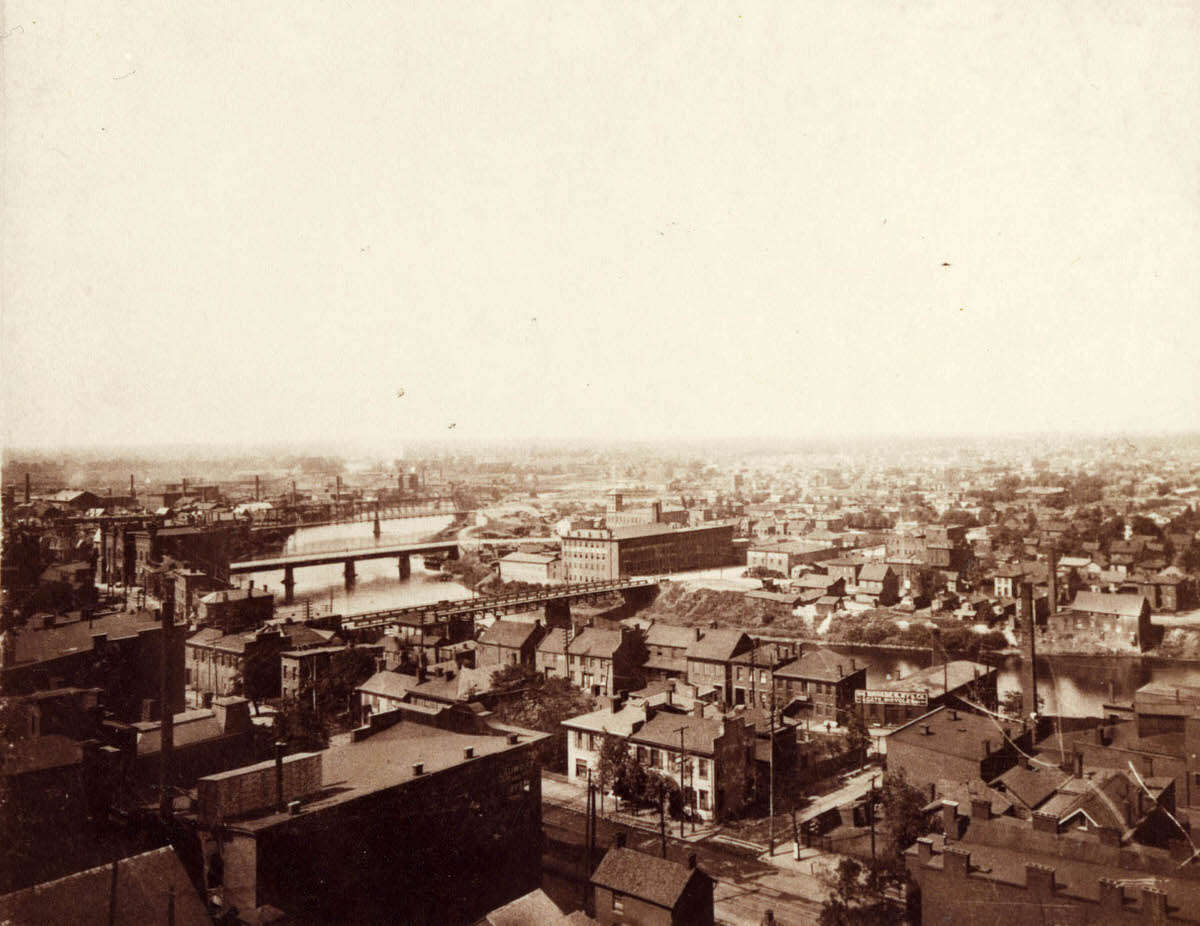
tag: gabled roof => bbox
[775,648,857,682]
[537,628,570,655]
[685,628,750,662]
[858,563,894,582]
[479,619,541,650]
[486,888,571,926]
[630,712,726,756]
[0,847,211,926]
[1069,591,1148,617]
[590,848,707,909]
[568,628,627,658]
[356,670,416,701]
[993,761,1070,812]
[644,623,702,650]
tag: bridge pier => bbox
[282,566,295,604]
[344,560,356,588]
[398,554,411,580]
[545,599,571,629]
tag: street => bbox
[541,799,829,925]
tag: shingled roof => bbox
[589,847,707,910]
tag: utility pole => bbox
[869,775,878,865]
[679,727,687,838]
[583,768,593,911]
[659,784,667,858]
[768,664,776,856]
[158,598,175,823]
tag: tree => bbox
[596,734,630,797]
[819,858,903,926]
[878,769,931,861]
[999,689,1043,720]
[845,709,871,768]
[492,677,596,770]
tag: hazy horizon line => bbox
[5,426,1200,460]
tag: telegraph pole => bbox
[679,727,687,838]
[768,667,776,856]
[869,775,878,865]
[659,784,668,858]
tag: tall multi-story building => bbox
[561,522,736,582]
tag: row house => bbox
[476,619,545,668]
[773,648,866,726]
[685,629,753,704]
[567,626,646,697]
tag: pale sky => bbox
[3,1,1198,450]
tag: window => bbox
[698,789,709,811]
[575,731,584,748]
[697,758,709,779]
[612,896,624,914]
[575,759,588,778]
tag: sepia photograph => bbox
[2,2,1199,923]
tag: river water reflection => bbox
[237,519,1200,717]
[823,645,1200,718]
[234,515,474,614]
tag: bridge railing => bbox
[339,578,656,629]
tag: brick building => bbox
[773,649,866,727]
[567,626,646,697]
[590,846,714,926]
[853,660,996,728]
[476,619,546,668]
[886,705,1025,792]
[189,715,547,925]
[561,522,736,582]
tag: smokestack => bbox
[275,741,286,812]
[181,478,188,495]
[1047,547,1058,613]
[255,475,261,501]
[336,475,342,503]
[130,474,135,499]
[158,599,175,822]
[291,480,297,505]
[1020,581,1038,725]
[24,473,30,503]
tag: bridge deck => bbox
[230,540,460,573]
[340,578,657,631]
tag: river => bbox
[235,520,1200,717]
[233,515,474,614]
[821,645,1200,718]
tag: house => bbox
[685,629,753,704]
[643,623,703,681]
[498,550,565,585]
[855,563,898,605]
[280,643,381,705]
[743,588,803,623]
[568,626,646,697]
[563,695,658,783]
[477,619,546,668]
[727,643,790,710]
[195,585,275,633]
[590,846,714,926]
[628,710,754,821]
[826,556,867,587]
[536,627,571,680]
[1,609,184,724]
[1048,592,1153,650]
[773,648,867,727]
[355,668,415,717]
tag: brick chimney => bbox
[1025,863,1056,899]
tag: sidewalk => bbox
[541,773,720,842]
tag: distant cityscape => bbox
[4,433,1200,924]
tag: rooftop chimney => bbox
[614,831,627,849]
[687,853,698,869]
[463,746,475,759]
[412,763,424,775]
[507,733,519,745]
